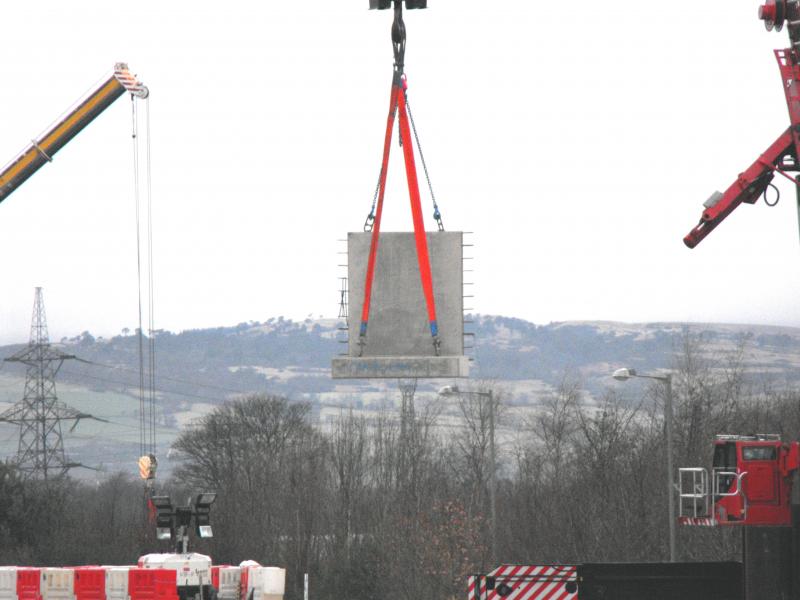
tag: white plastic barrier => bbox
[238,562,258,600]
[40,569,75,600]
[0,567,18,600]
[248,568,285,600]
[217,568,241,600]
[104,567,131,600]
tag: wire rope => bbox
[145,98,156,457]
[405,90,443,230]
[131,97,146,460]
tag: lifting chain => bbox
[405,85,444,231]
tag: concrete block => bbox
[331,231,468,379]
[346,231,464,356]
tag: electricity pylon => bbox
[397,378,417,490]
[0,287,99,479]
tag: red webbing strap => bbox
[397,84,440,352]
[359,82,401,353]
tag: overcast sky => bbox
[0,0,798,344]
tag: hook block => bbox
[370,0,427,8]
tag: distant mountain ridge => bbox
[2,315,800,475]
[2,315,799,400]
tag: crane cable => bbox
[145,99,156,458]
[405,89,443,231]
[131,97,145,460]
[130,95,157,461]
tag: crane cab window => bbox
[742,446,777,461]
[713,442,737,469]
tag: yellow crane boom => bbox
[0,62,148,203]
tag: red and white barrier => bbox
[40,569,75,600]
[16,569,41,600]
[211,567,240,600]
[73,568,105,600]
[0,557,282,600]
[0,568,18,600]
[239,564,284,600]
[128,568,177,600]
[103,568,131,600]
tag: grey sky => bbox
[0,0,797,345]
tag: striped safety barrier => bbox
[468,564,578,600]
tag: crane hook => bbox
[392,1,406,73]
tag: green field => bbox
[0,373,182,479]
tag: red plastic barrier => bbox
[16,569,41,600]
[211,566,234,591]
[154,570,177,600]
[74,568,105,600]
[239,569,248,600]
[129,569,177,600]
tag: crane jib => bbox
[0,77,124,203]
[0,63,148,205]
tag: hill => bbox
[2,316,800,475]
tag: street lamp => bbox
[612,367,676,562]
[439,385,497,565]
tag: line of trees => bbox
[1,334,800,600]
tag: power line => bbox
[5,360,247,401]
[73,358,264,397]
[60,369,231,404]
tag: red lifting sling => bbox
[359,4,441,356]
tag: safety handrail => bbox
[713,469,748,497]
[678,467,709,518]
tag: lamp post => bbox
[439,385,497,565]
[612,367,676,562]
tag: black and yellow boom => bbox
[0,62,148,203]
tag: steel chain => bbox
[405,90,444,231]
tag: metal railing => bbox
[678,467,748,521]
[679,467,709,518]
[713,469,747,497]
